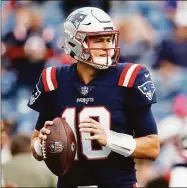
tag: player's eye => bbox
[94,39,102,43]
[107,39,112,43]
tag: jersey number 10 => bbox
[62,106,111,160]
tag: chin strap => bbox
[86,57,112,70]
[106,130,136,157]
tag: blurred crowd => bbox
[1,1,187,187]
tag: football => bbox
[41,117,76,176]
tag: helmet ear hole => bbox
[68,42,76,47]
[70,51,76,58]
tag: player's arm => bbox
[31,118,53,161]
[113,63,159,160]
[28,67,59,161]
[129,106,159,160]
[106,132,159,161]
[80,106,159,160]
[131,135,159,160]
[31,129,43,161]
[106,105,159,161]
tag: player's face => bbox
[87,35,114,58]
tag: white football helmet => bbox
[63,7,120,69]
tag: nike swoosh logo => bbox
[145,73,150,78]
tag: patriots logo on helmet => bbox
[138,81,156,100]
[67,12,87,29]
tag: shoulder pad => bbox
[42,66,58,92]
[118,63,144,88]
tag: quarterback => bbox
[28,7,160,188]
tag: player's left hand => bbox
[79,118,108,146]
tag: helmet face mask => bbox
[63,7,120,69]
[76,30,120,69]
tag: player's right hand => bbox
[39,121,53,141]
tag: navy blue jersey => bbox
[28,63,157,187]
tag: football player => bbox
[28,7,160,188]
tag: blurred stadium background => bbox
[1,1,187,187]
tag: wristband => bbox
[106,130,136,157]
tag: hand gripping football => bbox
[41,118,76,176]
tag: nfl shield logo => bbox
[81,86,89,96]
[49,141,64,153]
[77,86,94,96]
